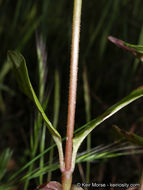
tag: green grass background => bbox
[0,0,143,189]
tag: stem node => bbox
[62,170,73,190]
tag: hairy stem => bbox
[62,0,82,189]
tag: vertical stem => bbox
[65,0,82,172]
[62,0,82,189]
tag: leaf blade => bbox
[113,125,143,146]
[108,36,143,62]
[8,51,60,137]
[72,86,143,170]
[8,51,65,171]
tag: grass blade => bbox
[7,144,56,183]
[77,143,143,163]
[36,33,47,184]
[0,148,13,180]
[82,66,91,183]
[85,0,112,57]
[48,70,60,181]
[113,125,143,146]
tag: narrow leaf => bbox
[48,70,60,181]
[0,148,13,180]
[108,36,143,62]
[113,125,143,146]
[72,86,143,170]
[76,142,143,163]
[7,51,64,171]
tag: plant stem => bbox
[62,0,82,189]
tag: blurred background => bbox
[0,0,143,189]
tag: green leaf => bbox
[113,125,143,146]
[108,36,143,62]
[7,51,64,171]
[20,162,59,181]
[0,148,13,180]
[76,142,143,163]
[72,86,143,170]
[8,144,57,182]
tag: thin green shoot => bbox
[83,66,91,183]
[48,70,60,181]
